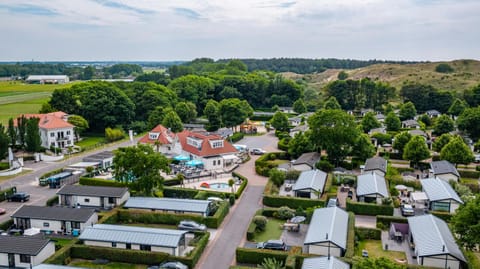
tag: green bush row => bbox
[236,248,289,265]
[46,195,59,206]
[345,212,355,259]
[232,172,248,199]
[346,199,393,216]
[230,132,245,142]
[355,227,382,240]
[40,168,64,180]
[206,201,229,228]
[395,167,415,173]
[164,178,182,186]
[263,195,325,209]
[376,215,407,230]
[255,152,290,176]
[79,177,127,187]
[277,138,290,151]
[71,245,169,265]
[431,210,453,222]
[246,210,263,241]
[0,187,15,202]
[458,170,480,179]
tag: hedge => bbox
[387,176,422,190]
[40,168,64,180]
[164,178,182,186]
[255,152,290,176]
[236,248,289,265]
[458,170,480,179]
[344,212,355,259]
[70,245,169,265]
[277,138,290,151]
[246,210,263,241]
[176,232,210,268]
[0,162,9,170]
[44,239,78,265]
[431,211,453,222]
[0,219,13,231]
[230,132,245,142]
[376,215,407,230]
[263,195,325,209]
[116,209,205,225]
[205,201,230,228]
[232,172,248,199]
[346,199,394,216]
[396,167,415,173]
[355,227,382,240]
[0,187,15,202]
[46,195,59,206]
[79,177,127,187]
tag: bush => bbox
[269,169,286,187]
[79,177,127,187]
[105,127,126,142]
[263,195,325,209]
[40,168,64,180]
[0,162,10,170]
[435,63,454,73]
[194,191,209,200]
[46,195,59,206]
[431,211,453,222]
[277,137,290,151]
[376,215,407,229]
[230,132,244,142]
[346,199,394,216]
[253,216,268,231]
[285,170,301,181]
[275,206,295,220]
[0,219,13,231]
[458,170,480,179]
[247,221,257,241]
[355,227,382,240]
[316,160,333,172]
[236,248,288,265]
[229,194,236,206]
[255,152,290,176]
[344,212,355,259]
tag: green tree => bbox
[25,117,42,152]
[417,114,431,127]
[270,111,289,132]
[219,86,242,99]
[323,96,341,110]
[113,144,170,196]
[147,106,165,130]
[293,99,307,114]
[0,124,9,160]
[16,115,27,148]
[39,102,56,113]
[337,70,348,80]
[204,100,222,132]
[457,107,480,140]
[287,132,314,159]
[435,63,454,73]
[384,103,394,114]
[361,112,381,133]
[385,112,401,131]
[258,257,285,269]
[393,132,412,155]
[451,194,480,250]
[440,136,474,166]
[82,65,95,80]
[399,101,417,120]
[403,136,430,166]
[355,257,405,269]
[308,109,359,164]
[162,109,184,133]
[105,127,125,142]
[175,101,197,123]
[168,75,215,113]
[433,114,454,136]
[269,168,286,188]
[67,115,89,141]
[352,133,376,161]
[219,98,253,130]
[7,118,17,147]
[432,133,452,153]
[447,98,468,116]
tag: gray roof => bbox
[409,129,427,137]
[304,207,348,249]
[34,265,87,269]
[356,172,389,197]
[294,152,321,168]
[57,185,128,198]
[0,235,51,255]
[26,75,68,80]
[408,215,466,262]
[293,169,327,193]
[124,197,211,214]
[12,205,96,222]
[402,119,419,126]
[430,160,460,178]
[79,224,186,248]
[364,157,387,174]
[420,178,463,204]
[82,151,114,162]
[426,109,441,116]
[301,256,350,269]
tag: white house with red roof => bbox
[138,124,181,155]
[17,111,75,149]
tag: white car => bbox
[401,204,415,216]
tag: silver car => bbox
[178,220,207,231]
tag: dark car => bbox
[256,239,287,251]
[177,220,206,232]
[7,192,30,202]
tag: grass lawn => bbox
[76,136,106,148]
[461,178,479,184]
[355,240,406,261]
[267,160,289,166]
[465,251,480,269]
[49,238,74,248]
[252,218,285,243]
[69,259,147,269]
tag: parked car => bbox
[178,220,207,231]
[155,261,188,269]
[257,239,287,251]
[250,148,266,155]
[207,197,223,202]
[401,204,415,216]
[327,198,339,208]
[7,192,30,202]
[0,208,6,215]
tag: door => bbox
[100,197,105,208]
[8,253,15,267]
[65,221,72,234]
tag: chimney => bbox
[442,245,445,252]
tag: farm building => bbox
[26,75,69,84]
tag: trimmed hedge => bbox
[376,215,407,230]
[0,187,15,202]
[0,219,13,231]
[355,227,382,240]
[230,132,245,143]
[255,152,289,176]
[236,248,289,265]
[79,177,127,187]
[206,201,229,228]
[344,212,355,259]
[387,176,422,190]
[70,245,169,265]
[458,170,480,179]
[232,172,248,199]
[277,138,290,151]
[346,199,394,216]
[246,210,263,241]
[431,211,453,222]
[164,178,182,186]
[116,209,205,226]
[40,168,64,180]
[46,195,59,206]
[396,167,414,173]
[0,162,9,170]
[263,195,325,209]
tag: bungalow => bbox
[409,129,428,140]
[363,156,387,176]
[82,151,114,170]
[408,215,466,269]
[79,224,187,256]
[301,256,350,269]
[368,127,386,135]
[356,172,389,204]
[57,185,130,209]
[293,169,327,199]
[11,205,97,234]
[360,108,374,117]
[426,110,441,118]
[16,111,75,149]
[421,177,463,213]
[292,152,321,171]
[304,207,349,257]
[430,160,460,183]
[289,124,309,138]
[124,197,212,217]
[401,119,420,129]
[177,130,238,171]
[0,235,55,268]
[138,124,180,155]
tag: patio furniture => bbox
[281,223,300,232]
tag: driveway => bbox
[355,215,377,228]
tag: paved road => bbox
[0,138,137,223]
[197,132,277,269]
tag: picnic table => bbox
[281,223,300,232]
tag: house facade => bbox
[421,177,463,213]
[11,205,98,234]
[0,236,55,268]
[292,152,321,171]
[430,160,460,183]
[57,185,130,209]
[138,124,181,156]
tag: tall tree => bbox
[432,133,452,153]
[393,132,412,155]
[7,118,17,147]
[352,133,376,161]
[403,136,430,166]
[113,144,170,196]
[219,86,243,99]
[323,96,342,110]
[401,83,453,113]
[361,112,381,133]
[219,98,253,130]
[25,118,42,152]
[451,195,480,250]
[16,115,27,148]
[433,114,455,136]
[204,100,222,132]
[82,65,95,80]
[175,102,197,123]
[385,112,401,131]
[162,109,183,133]
[168,75,215,113]
[399,101,417,121]
[292,99,307,114]
[270,111,289,132]
[147,106,165,130]
[417,114,431,127]
[0,124,9,160]
[447,98,468,116]
[287,132,314,159]
[457,107,480,140]
[440,136,474,166]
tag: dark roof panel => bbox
[0,235,51,255]
[57,185,128,198]
[12,205,96,222]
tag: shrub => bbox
[344,212,355,259]
[269,169,285,187]
[247,221,257,241]
[194,191,209,200]
[255,152,290,176]
[236,248,288,265]
[232,172,249,198]
[229,194,236,205]
[431,211,453,222]
[0,162,9,170]
[230,132,245,142]
[263,195,325,209]
[376,215,407,229]
[435,63,454,73]
[46,195,59,206]
[285,170,301,181]
[0,187,15,202]
[275,206,295,220]
[105,127,125,142]
[316,159,334,172]
[40,168,64,180]
[277,137,291,151]
[205,201,230,228]
[346,199,394,216]
[0,219,13,231]
[458,170,480,179]
[79,177,127,187]
[253,216,268,231]
[355,227,382,240]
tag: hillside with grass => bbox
[287,59,480,94]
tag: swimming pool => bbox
[209,183,230,190]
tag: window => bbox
[84,198,90,203]
[51,142,55,147]
[67,140,71,145]
[50,132,55,137]
[20,254,31,263]
[187,137,202,148]
[108,197,115,204]
[213,160,216,166]
[126,243,131,249]
[112,242,117,247]
[210,140,224,148]
[149,132,159,139]
[140,245,151,251]
[43,222,49,227]
[66,130,71,135]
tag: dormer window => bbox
[187,137,202,148]
[210,140,224,148]
[149,132,159,140]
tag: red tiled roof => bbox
[177,130,238,157]
[138,124,175,145]
[15,111,73,129]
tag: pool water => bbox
[209,183,230,189]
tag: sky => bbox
[0,0,479,62]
